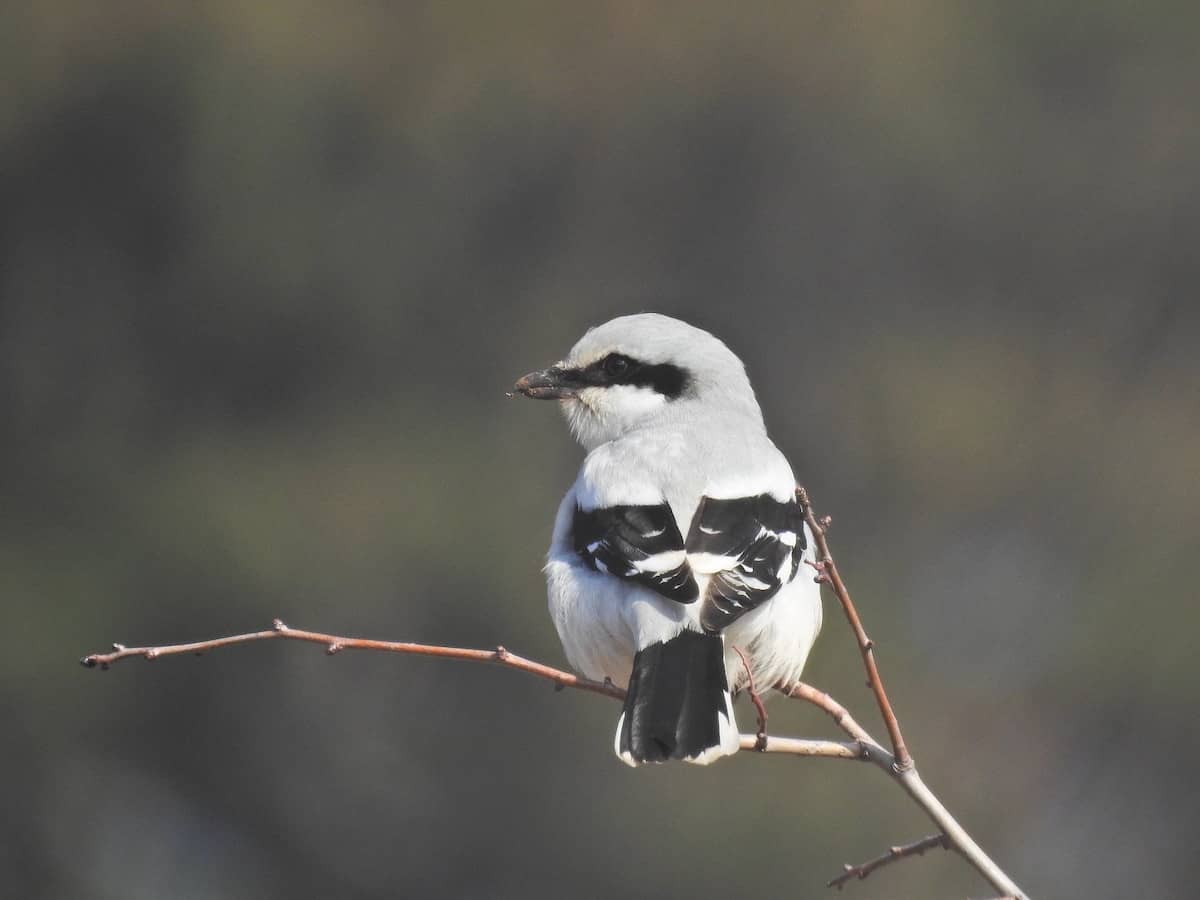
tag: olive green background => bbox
[5,3,1198,898]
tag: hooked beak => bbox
[511,366,578,400]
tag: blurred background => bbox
[5,2,1198,898]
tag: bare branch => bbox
[732,645,769,751]
[797,485,912,771]
[890,766,1027,899]
[79,487,1031,899]
[80,619,866,763]
[742,735,865,760]
[81,618,626,700]
[794,488,1029,900]
[828,832,951,889]
[785,683,1028,899]
[780,680,877,747]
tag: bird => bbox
[512,313,822,766]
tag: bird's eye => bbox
[603,355,631,377]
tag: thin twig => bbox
[740,735,864,760]
[79,489,1031,899]
[780,680,877,747]
[793,488,1028,900]
[788,674,1027,898]
[80,619,866,763]
[828,832,952,889]
[797,485,912,771]
[81,618,626,700]
[732,645,769,751]
[891,766,1026,899]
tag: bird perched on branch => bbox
[513,314,821,766]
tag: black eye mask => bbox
[571,353,690,399]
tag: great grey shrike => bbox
[513,314,821,765]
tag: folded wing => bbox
[573,503,699,604]
[685,494,805,633]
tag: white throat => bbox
[561,384,670,450]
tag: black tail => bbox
[616,630,739,765]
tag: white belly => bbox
[722,574,823,691]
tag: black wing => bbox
[573,504,699,604]
[685,494,805,633]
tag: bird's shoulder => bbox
[698,426,798,504]
[572,427,691,510]
[574,422,796,506]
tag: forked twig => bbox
[829,832,952,889]
[81,620,863,762]
[732,645,769,751]
[82,618,626,698]
[79,487,1028,898]
[796,486,911,771]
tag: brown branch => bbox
[81,618,627,700]
[781,680,877,747]
[741,735,864,760]
[80,489,1030,899]
[732,645,769,751]
[828,832,952,889]
[80,619,866,763]
[794,488,1028,900]
[797,485,912,771]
